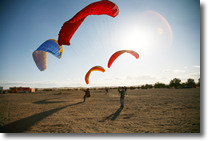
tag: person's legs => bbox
[84,94,86,102]
[120,98,124,107]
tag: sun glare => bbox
[157,28,163,34]
[115,10,173,65]
[123,10,173,54]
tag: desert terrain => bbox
[0,88,200,133]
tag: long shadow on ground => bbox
[99,106,123,122]
[0,102,84,133]
[33,97,65,104]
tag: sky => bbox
[0,0,202,89]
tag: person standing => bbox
[124,87,127,96]
[83,88,90,102]
[105,88,108,94]
[118,87,126,107]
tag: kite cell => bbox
[108,50,139,68]
[32,39,63,71]
[85,66,105,84]
[58,0,119,46]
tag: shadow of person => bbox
[1,101,84,133]
[99,106,123,122]
[111,106,123,120]
[33,97,65,104]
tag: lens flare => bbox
[157,28,163,34]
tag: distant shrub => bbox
[197,82,200,87]
[166,85,170,89]
[141,85,147,89]
[139,84,153,89]
[154,82,166,88]
[169,78,181,88]
[79,88,85,91]
[43,89,53,91]
[145,84,153,89]
[130,86,136,90]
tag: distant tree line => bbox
[36,78,200,91]
[127,78,200,90]
[168,78,200,89]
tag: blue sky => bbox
[0,0,201,89]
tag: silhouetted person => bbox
[118,87,126,107]
[106,88,108,94]
[124,87,127,96]
[83,88,90,102]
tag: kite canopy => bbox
[32,0,119,72]
[58,0,119,46]
[32,39,63,71]
[85,66,105,84]
[108,50,139,68]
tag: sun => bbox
[123,10,173,54]
[157,28,163,34]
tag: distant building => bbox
[9,87,35,93]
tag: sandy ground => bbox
[0,88,200,133]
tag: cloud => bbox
[73,78,81,81]
[161,77,168,80]
[179,72,200,83]
[103,78,113,80]
[114,77,122,80]
[0,80,68,89]
[126,75,157,80]
[163,69,185,73]
[186,72,200,78]
[194,66,200,68]
[163,69,171,73]
[172,70,185,73]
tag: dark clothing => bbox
[83,90,90,102]
[118,90,125,99]
[118,89,126,107]
[106,89,108,94]
[86,91,90,97]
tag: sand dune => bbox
[0,88,200,133]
